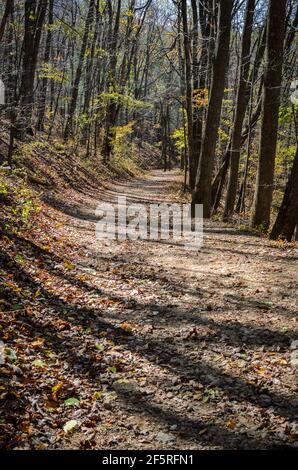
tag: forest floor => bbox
[1,170,298,450]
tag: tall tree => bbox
[181,0,195,189]
[223,0,255,218]
[64,0,95,140]
[17,0,48,138]
[191,0,202,180]
[36,0,54,131]
[270,145,298,241]
[251,0,287,229]
[192,0,233,217]
[102,0,122,162]
[0,0,14,43]
[212,21,267,213]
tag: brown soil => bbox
[1,170,297,450]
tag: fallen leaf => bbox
[64,397,80,407]
[31,338,45,349]
[226,420,236,430]
[63,262,76,271]
[63,419,78,433]
[52,382,64,401]
[32,359,46,368]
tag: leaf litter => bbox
[0,171,297,450]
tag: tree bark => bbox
[103,0,122,162]
[224,0,255,218]
[0,0,13,43]
[16,0,48,139]
[192,0,233,218]
[211,21,267,213]
[36,0,54,131]
[64,0,95,140]
[181,0,195,189]
[270,145,298,241]
[251,0,287,229]
[191,0,202,180]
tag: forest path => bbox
[54,170,297,449]
[4,171,297,450]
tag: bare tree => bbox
[0,0,14,43]
[181,0,195,189]
[192,0,233,218]
[251,0,287,229]
[270,145,298,241]
[224,0,256,218]
[16,0,48,138]
[64,0,96,139]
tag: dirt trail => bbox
[57,170,297,449]
[2,171,297,450]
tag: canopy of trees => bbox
[0,0,297,238]
[0,0,297,453]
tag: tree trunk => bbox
[36,0,54,131]
[211,21,267,213]
[270,145,298,241]
[16,0,48,139]
[103,0,122,162]
[0,0,13,43]
[81,0,101,144]
[251,0,287,229]
[64,0,95,140]
[191,0,202,180]
[181,0,195,189]
[192,0,233,218]
[224,0,255,218]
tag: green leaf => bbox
[6,348,17,362]
[64,397,80,407]
[32,359,46,368]
[95,343,105,352]
[108,366,117,374]
[12,304,23,311]
[63,419,78,433]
